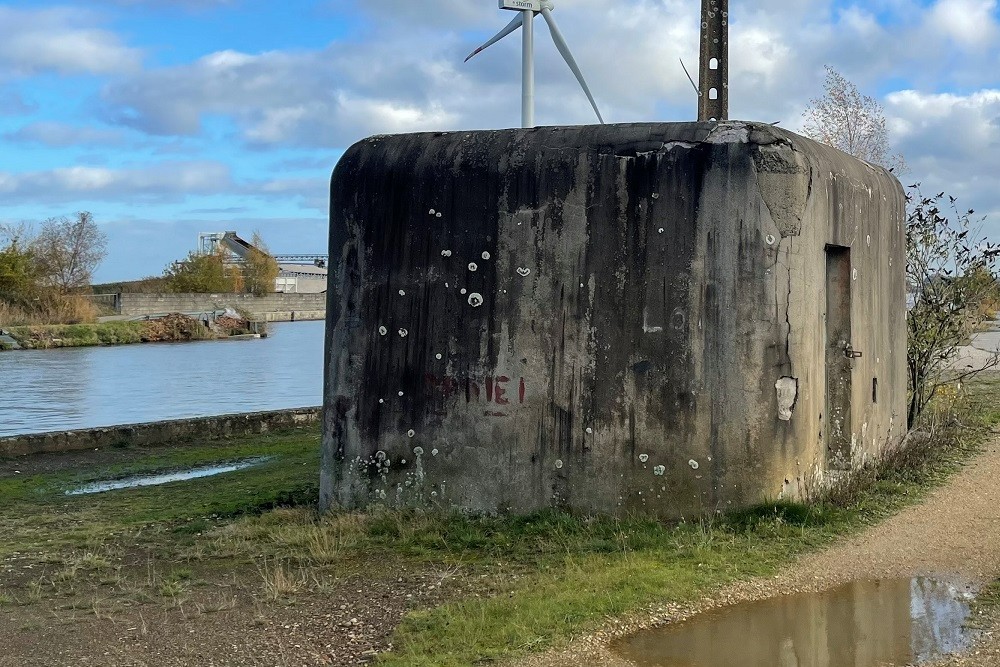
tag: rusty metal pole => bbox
[698,0,728,122]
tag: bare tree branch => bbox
[31,212,108,293]
[802,66,908,173]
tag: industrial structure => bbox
[197,232,328,294]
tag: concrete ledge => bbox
[0,407,322,458]
[117,293,327,321]
[260,310,326,322]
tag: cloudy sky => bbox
[1,0,998,281]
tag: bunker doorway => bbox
[825,245,854,470]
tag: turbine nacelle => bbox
[499,0,542,10]
[467,0,604,128]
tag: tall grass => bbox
[6,322,149,348]
[0,295,98,327]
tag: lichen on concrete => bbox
[322,121,907,519]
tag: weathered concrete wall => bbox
[322,122,906,518]
[118,293,326,322]
[0,408,320,458]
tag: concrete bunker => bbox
[321,121,906,519]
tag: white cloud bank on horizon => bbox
[5,0,1000,278]
[94,0,999,149]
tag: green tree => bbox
[0,239,38,301]
[906,187,1000,426]
[242,231,279,296]
[164,248,242,293]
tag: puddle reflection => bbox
[65,457,273,495]
[612,578,977,667]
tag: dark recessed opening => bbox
[873,377,879,404]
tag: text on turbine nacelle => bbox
[500,0,542,11]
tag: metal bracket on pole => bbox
[698,0,728,122]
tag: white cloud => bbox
[886,89,1000,217]
[929,0,998,46]
[5,121,127,147]
[0,7,141,77]
[100,2,700,143]
[101,44,470,146]
[884,89,1000,255]
[0,161,234,204]
[0,160,329,212]
[8,0,1000,254]
[888,89,1000,158]
[100,0,987,147]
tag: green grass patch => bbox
[3,317,230,350]
[973,579,1000,612]
[6,322,148,349]
[372,384,999,666]
[0,428,320,559]
[2,383,997,667]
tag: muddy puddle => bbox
[613,578,978,667]
[65,457,273,495]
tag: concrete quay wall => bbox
[118,293,326,322]
[0,408,321,458]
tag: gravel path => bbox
[518,439,1000,667]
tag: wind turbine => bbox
[465,0,605,129]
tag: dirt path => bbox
[0,564,458,667]
[519,439,1000,667]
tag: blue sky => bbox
[1,0,999,281]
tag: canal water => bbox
[0,320,324,437]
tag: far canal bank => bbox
[0,320,324,437]
[0,314,261,351]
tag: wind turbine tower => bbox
[698,0,729,122]
[466,0,604,129]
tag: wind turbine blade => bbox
[539,7,604,124]
[465,14,524,62]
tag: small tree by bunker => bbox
[906,187,1000,426]
[802,66,907,173]
[800,69,1000,425]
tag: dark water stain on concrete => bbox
[612,578,978,667]
[65,457,273,495]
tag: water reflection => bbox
[612,578,976,667]
[65,457,273,495]
[0,321,324,437]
